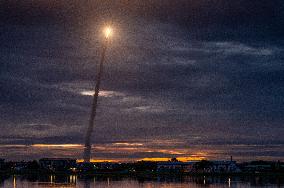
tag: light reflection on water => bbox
[0,174,283,187]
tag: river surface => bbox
[0,174,283,187]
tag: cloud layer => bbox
[0,1,284,161]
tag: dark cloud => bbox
[0,1,283,161]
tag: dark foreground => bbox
[1,173,284,187]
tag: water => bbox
[0,174,283,187]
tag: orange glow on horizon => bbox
[30,144,207,162]
[113,143,144,146]
[139,156,206,162]
[32,144,83,148]
[77,159,119,163]
[77,156,206,163]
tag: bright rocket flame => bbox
[104,27,113,39]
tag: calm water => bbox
[0,174,283,187]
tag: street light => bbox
[83,26,113,163]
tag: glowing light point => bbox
[104,27,113,39]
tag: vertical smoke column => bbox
[83,27,112,162]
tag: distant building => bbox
[244,164,271,172]
[241,161,275,173]
[157,161,197,173]
[186,160,241,173]
[0,159,4,169]
[210,160,241,173]
[94,162,116,170]
[13,161,29,172]
[39,158,76,171]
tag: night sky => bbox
[0,1,284,162]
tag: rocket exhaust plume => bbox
[83,39,108,162]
